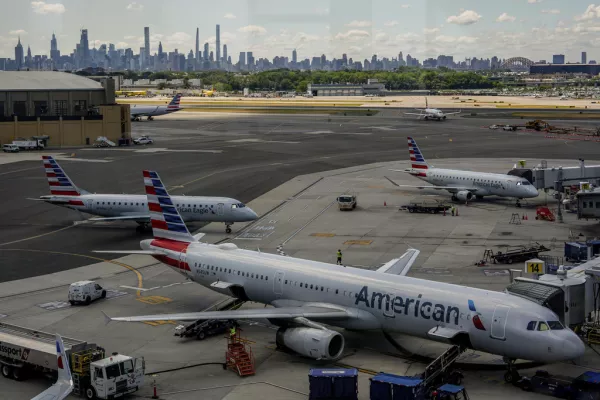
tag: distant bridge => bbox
[501,57,534,71]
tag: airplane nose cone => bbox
[564,335,586,360]
[247,208,259,220]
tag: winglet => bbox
[101,311,113,325]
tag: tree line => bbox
[99,68,501,92]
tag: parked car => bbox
[133,136,154,145]
[489,125,499,130]
[2,144,20,153]
[68,280,106,305]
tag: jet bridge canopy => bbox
[506,279,565,322]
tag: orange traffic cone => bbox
[525,215,528,220]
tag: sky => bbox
[0,0,599,63]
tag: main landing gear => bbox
[147,116,154,121]
[516,199,522,208]
[225,223,233,234]
[136,222,150,233]
[503,358,521,384]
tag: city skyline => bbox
[0,0,598,62]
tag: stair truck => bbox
[0,322,144,399]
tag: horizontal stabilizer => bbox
[103,306,349,323]
[376,249,420,276]
[89,215,150,222]
[193,232,206,241]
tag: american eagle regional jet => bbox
[99,170,584,383]
[405,98,461,121]
[130,93,182,121]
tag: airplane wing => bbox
[94,250,166,255]
[376,249,420,276]
[32,334,73,400]
[103,306,349,324]
[89,215,150,222]
[444,111,462,116]
[404,112,424,116]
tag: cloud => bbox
[31,1,66,14]
[334,30,370,41]
[528,0,543,3]
[447,10,482,25]
[384,20,399,27]
[497,13,516,22]
[9,30,27,35]
[315,7,329,15]
[116,42,129,49]
[542,9,560,14]
[435,35,478,44]
[423,27,440,34]
[126,2,144,11]
[204,32,237,45]
[224,13,236,19]
[164,32,192,46]
[346,20,371,28]
[124,35,137,40]
[396,32,420,42]
[576,4,600,21]
[400,4,410,8]
[238,25,267,35]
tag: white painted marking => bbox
[0,314,7,319]
[120,285,160,292]
[162,283,182,288]
[134,148,223,153]
[227,139,299,144]
[305,130,334,135]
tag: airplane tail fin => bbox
[167,93,183,111]
[55,334,72,384]
[143,170,197,243]
[42,156,87,196]
[407,137,429,170]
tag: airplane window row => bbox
[526,320,564,331]
[96,202,146,206]
[193,263,269,281]
[284,279,355,297]
[181,204,213,208]
[433,175,502,184]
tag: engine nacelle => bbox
[276,327,344,360]
[456,190,473,202]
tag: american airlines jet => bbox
[130,93,182,121]
[389,137,539,206]
[31,334,73,400]
[99,170,584,382]
[405,98,461,121]
[37,156,258,233]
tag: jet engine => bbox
[456,190,473,202]
[276,327,345,360]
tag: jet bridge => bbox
[508,160,600,190]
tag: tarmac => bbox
[2,112,600,399]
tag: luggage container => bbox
[309,368,358,400]
[370,373,426,400]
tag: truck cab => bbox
[337,195,357,211]
[69,281,106,305]
[88,354,144,399]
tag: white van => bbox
[68,281,106,305]
[2,144,20,153]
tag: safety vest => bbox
[337,251,342,258]
[230,327,236,336]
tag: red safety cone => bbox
[525,214,528,220]
[384,201,387,207]
[522,214,525,220]
[443,208,446,216]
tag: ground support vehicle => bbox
[402,201,451,214]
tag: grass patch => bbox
[496,105,582,109]
[179,108,369,115]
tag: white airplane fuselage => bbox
[40,193,258,223]
[411,167,539,199]
[130,105,180,118]
[142,239,584,363]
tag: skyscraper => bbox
[144,27,150,64]
[80,29,90,66]
[552,54,565,64]
[216,24,221,63]
[292,49,297,64]
[223,44,227,63]
[26,46,32,68]
[195,27,200,61]
[204,42,209,61]
[582,52,587,64]
[238,51,246,67]
[15,36,23,70]
[50,32,60,61]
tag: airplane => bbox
[36,156,258,233]
[130,93,182,121]
[404,98,461,121]
[388,137,539,206]
[99,170,585,383]
[31,334,73,400]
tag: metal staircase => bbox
[225,330,255,377]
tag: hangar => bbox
[0,71,131,147]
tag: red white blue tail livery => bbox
[408,137,429,170]
[31,334,73,400]
[144,170,195,243]
[167,93,183,111]
[43,156,83,196]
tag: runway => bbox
[1,111,599,281]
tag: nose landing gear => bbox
[503,358,521,384]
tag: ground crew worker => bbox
[451,206,455,217]
[337,249,342,265]
[230,326,236,337]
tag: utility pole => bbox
[556,167,564,223]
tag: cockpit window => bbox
[238,203,246,208]
[521,181,531,185]
[527,321,537,331]
[231,204,237,209]
[547,321,564,330]
[537,322,549,331]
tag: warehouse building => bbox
[530,64,600,75]
[0,71,130,147]
[308,79,386,96]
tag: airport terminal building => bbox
[308,79,386,96]
[0,71,131,147]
